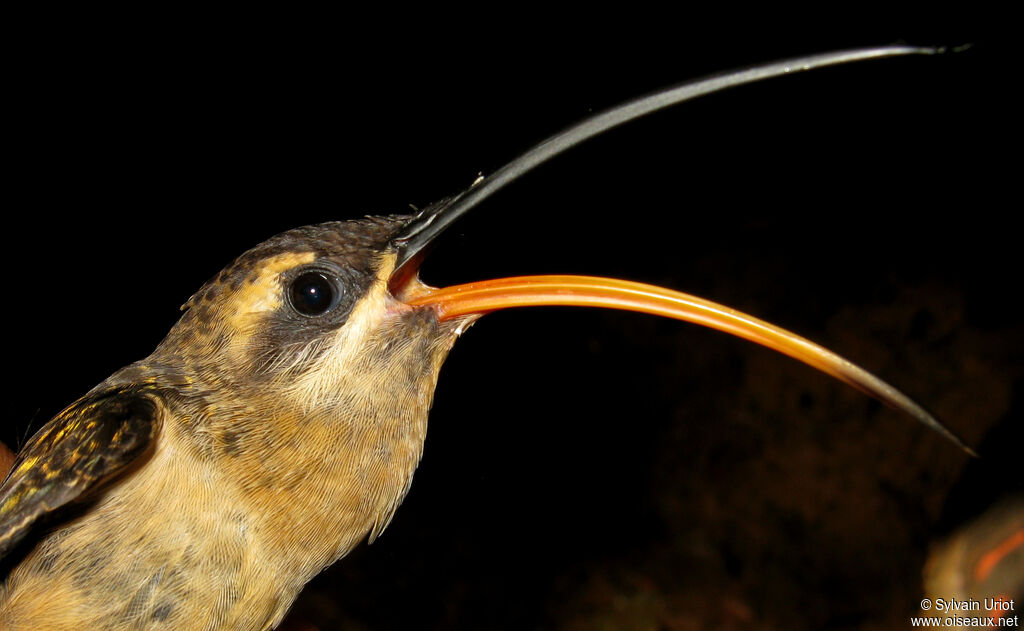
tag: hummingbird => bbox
[0,46,974,630]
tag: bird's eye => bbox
[288,271,339,316]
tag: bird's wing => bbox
[0,384,163,559]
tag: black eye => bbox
[289,271,339,316]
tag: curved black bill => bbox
[389,45,944,280]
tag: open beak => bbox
[386,44,975,456]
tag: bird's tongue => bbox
[404,274,974,455]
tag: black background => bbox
[5,19,1018,631]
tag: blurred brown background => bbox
[6,22,1016,631]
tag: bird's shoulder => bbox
[0,382,165,559]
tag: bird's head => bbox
[159,214,466,400]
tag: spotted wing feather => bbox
[0,385,162,559]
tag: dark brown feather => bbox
[0,385,162,558]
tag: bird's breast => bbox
[0,422,297,630]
